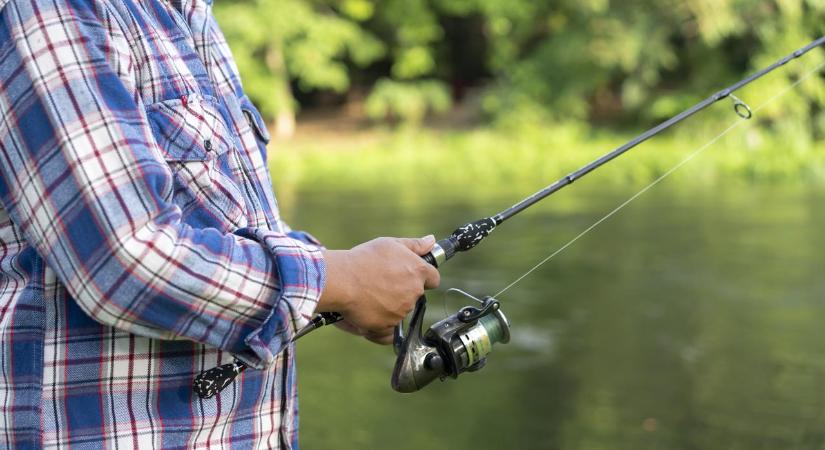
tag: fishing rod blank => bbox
[422,35,825,267]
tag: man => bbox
[0,0,439,447]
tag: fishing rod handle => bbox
[422,238,455,267]
[421,217,499,267]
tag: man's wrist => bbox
[316,249,355,314]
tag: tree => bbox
[214,0,384,137]
[215,0,825,136]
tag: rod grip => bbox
[421,238,456,267]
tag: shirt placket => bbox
[173,0,272,230]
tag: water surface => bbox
[282,182,825,450]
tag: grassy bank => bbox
[269,121,825,199]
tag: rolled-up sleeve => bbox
[0,0,324,368]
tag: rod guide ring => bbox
[730,94,753,119]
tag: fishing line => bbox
[493,60,825,300]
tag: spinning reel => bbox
[391,291,511,393]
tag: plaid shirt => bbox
[0,0,326,447]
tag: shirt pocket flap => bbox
[240,95,271,144]
[146,93,234,161]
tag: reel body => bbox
[391,295,510,393]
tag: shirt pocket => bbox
[146,93,248,231]
[239,95,271,161]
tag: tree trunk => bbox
[267,43,296,139]
[275,110,296,139]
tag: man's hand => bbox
[317,236,441,345]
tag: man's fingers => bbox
[364,329,395,345]
[423,264,440,289]
[396,235,440,288]
[397,235,436,256]
[334,320,364,336]
[365,326,395,337]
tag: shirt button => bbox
[204,139,213,152]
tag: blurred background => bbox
[214,1,825,449]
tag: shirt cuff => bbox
[287,229,324,247]
[232,227,326,368]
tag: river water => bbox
[282,182,825,450]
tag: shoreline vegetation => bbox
[216,0,825,208]
[269,119,825,198]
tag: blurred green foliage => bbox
[215,0,825,131]
[271,120,825,204]
[364,79,451,123]
[212,0,384,121]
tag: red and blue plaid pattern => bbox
[0,0,325,447]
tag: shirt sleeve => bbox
[0,0,325,369]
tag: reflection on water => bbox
[283,182,825,450]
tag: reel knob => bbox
[424,352,444,371]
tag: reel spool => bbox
[391,294,510,393]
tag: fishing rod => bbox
[194,36,825,399]
[424,35,825,264]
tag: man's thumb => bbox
[399,235,436,255]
